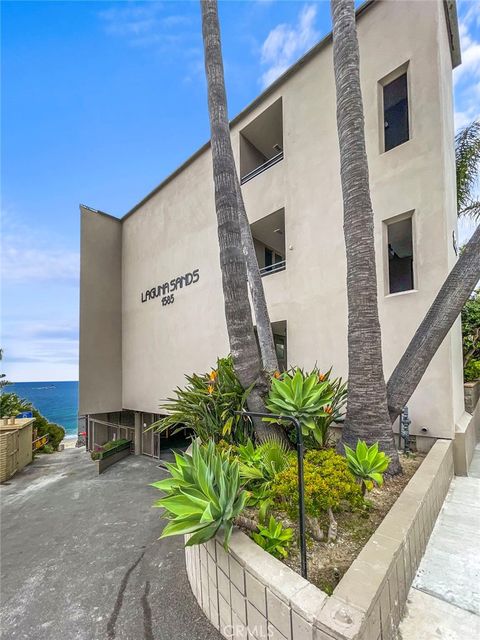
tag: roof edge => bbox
[121,0,376,221]
[120,0,460,222]
[443,1,461,69]
[79,204,121,222]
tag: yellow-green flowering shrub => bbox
[271,449,363,519]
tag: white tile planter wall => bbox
[184,440,453,640]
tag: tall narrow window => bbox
[387,216,414,294]
[383,73,409,151]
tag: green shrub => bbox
[42,444,54,454]
[462,291,480,382]
[271,449,363,520]
[252,516,293,559]
[151,440,248,549]
[237,438,294,523]
[153,356,252,445]
[465,359,480,382]
[344,441,390,494]
[0,392,31,418]
[265,368,346,448]
[32,409,65,451]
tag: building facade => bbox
[79,0,469,458]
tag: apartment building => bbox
[79,0,469,459]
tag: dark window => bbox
[265,248,273,269]
[387,217,414,293]
[383,73,409,151]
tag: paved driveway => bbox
[0,448,221,640]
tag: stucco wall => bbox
[116,0,462,439]
[79,207,122,415]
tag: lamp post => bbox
[234,410,307,579]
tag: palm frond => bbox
[456,119,480,220]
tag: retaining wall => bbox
[185,440,453,640]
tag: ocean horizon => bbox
[7,381,79,437]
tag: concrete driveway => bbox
[0,448,221,640]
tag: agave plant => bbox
[265,368,334,444]
[252,516,293,559]
[343,440,391,495]
[152,440,248,549]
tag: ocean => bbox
[7,381,79,438]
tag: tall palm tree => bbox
[235,176,279,372]
[200,0,287,443]
[330,0,401,473]
[456,119,480,221]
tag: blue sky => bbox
[1,0,479,382]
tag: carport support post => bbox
[134,412,142,455]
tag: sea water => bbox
[7,381,78,438]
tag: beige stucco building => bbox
[79,0,473,459]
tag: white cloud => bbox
[454,1,480,129]
[99,1,192,49]
[260,4,319,88]
[0,210,79,284]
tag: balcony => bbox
[241,150,283,185]
[251,209,286,278]
[240,98,283,185]
[259,259,286,276]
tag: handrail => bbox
[240,151,284,185]
[259,260,286,276]
[234,410,308,579]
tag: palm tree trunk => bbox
[200,0,287,445]
[235,175,279,372]
[331,0,401,474]
[387,225,480,422]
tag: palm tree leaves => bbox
[456,119,480,221]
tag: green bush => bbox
[462,291,480,381]
[237,438,294,522]
[252,516,293,559]
[153,356,252,445]
[465,359,480,383]
[0,392,31,418]
[271,449,363,520]
[41,444,54,454]
[32,409,65,451]
[0,393,65,451]
[151,440,248,549]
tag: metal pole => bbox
[234,410,307,579]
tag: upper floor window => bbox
[385,214,414,294]
[240,98,283,184]
[382,70,409,152]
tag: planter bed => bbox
[185,439,453,640]
[239,452,423,595]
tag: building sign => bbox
[141,268,200,305]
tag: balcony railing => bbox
[240,151,284,185]
[259,260,286,277]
